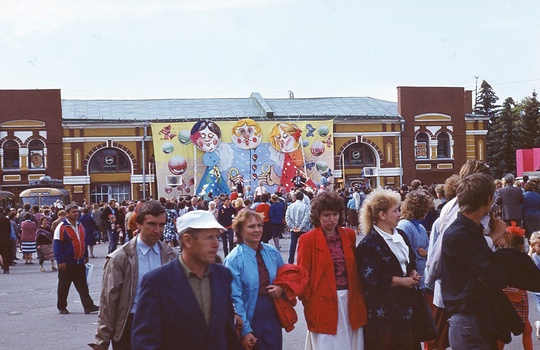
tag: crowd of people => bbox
[3,162,540,349]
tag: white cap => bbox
[176,210,226,234]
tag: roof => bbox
[61,93,400,122]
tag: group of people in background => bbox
[3,162,540,349]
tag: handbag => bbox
[412,286,438,342]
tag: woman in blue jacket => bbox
[224,209,285,350]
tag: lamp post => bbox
[142,122,148,199]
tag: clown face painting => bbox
[269,122,301,153]
[190,121,221,152]
[231,119,262,150]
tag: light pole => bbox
[142,122,148,199]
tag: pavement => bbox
[0,237,538,350]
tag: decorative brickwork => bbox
[83,143,138,174]
[0,136,24,147]
[414,129,434,139]
[23,136,47,147]
[433,127,453,139]
[334,137,384,168]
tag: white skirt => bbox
[305,289,364,350]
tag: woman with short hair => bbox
[224,209,285,350]
[297,191,367,349]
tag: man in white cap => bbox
[131,210,242,350]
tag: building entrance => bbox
[90,183,131,203]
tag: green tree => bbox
[475,80,499,118]
[515,91,540,150]
[488,97,519,178]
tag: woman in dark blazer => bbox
[355,188,421,350]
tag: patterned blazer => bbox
[355,228,417,320]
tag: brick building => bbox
[0,87,487,204]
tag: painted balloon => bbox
[318,125,330,137]
[310,141,325,156]
[164,186,173,194]
[168,156,187,175]
[162,142,174,154]
[316,161,328,173]
[302,140,309,147]
[178,130,192,145]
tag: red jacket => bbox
[273,264,309,332]
[297,227,367,334]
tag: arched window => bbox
[89,148,131,174]
[3,140,20,169]
[415,132,429,159]
[437,132,451,158]
[28,139,45,169]
[343,144,376,168]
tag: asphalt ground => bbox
[0,236,537,350]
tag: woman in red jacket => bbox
[297,191,367,349]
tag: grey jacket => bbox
[497,185,524,221]
[93,238,176,349]
[285,200,311,232]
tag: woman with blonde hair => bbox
[356,188,421,350]
[234,198,245,212]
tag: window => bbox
[90,183,131,203]
[437,132,451,158]
[89,148,131,174]
[415,132,429,159]
[28,139,45,169]
[343,144,376,168]
[3,140,20,169]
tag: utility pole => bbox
[474,76,479,111]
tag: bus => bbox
[0,190,15,209]
[19,187,70,208]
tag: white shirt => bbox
[374,225,410,275]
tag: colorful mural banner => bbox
[151,120,334,199]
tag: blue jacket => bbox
[397,219,429,288]
[132,259,242,350]
[269,201,285,224]
[224,243,284,336]
[53,219,88,265]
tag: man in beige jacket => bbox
[90,201,176,350]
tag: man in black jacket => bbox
[441,173,512,348]
[0,207,12,274]
[101,199,118,253]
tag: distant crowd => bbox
[2,164,540,349]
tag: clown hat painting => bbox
[269,122,307,191]
[190,120,221,152]
[190,120,230,197]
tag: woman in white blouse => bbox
[355,188,421,350]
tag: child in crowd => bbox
[498,224,533,350]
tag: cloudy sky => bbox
[1,0,539,102]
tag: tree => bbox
[487,97,519,178]
[515,91,540,150]
[475,80,499,118]
[480,80,503,176]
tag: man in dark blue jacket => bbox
[131,210,242,350]
[441,173,513,348]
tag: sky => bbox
[1,0,539,103]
